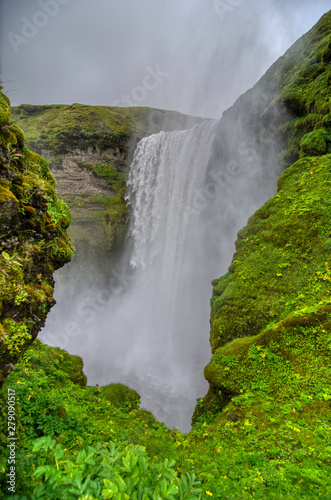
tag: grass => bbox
[11,104,202,159]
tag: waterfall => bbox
[96,120,220,431]
[42,119,221,431]
[42,114,279,431]
[127,121,218,273]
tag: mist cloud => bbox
[0,0,330,117]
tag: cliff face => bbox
[194,10,331,426]
[0,91,73,386]
[208,9,331,180]
[11,104,202,261]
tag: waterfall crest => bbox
[127,121,218,274]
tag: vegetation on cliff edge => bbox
[0,89,73,387]
[11,104,202,159]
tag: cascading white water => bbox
[127,122,217,272]
[95,120,219,431]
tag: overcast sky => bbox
[0,0,330,118]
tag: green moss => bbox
[11,183,24,199]
[62,354,87,386]
[28,340,87,387]
[22,205,36,214]
[48,234,74,269]
[3,129,17,146]
[84,195,110,207]
[26,150,55,185]
[9,122,25,145]
[0,109,9,127]
[0,90,74,381]
[11,103,201,158]
[0,92,10,109]
[0,186,18,204]
[278,43,331,165]
[205,303,331,413]
[101,383,140,410]
[2,319,32,353]
[300,128,330,155]
[210,155,331,353]
[91,164,127,193]
[323,113,331,128]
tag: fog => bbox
[0,0,330,117]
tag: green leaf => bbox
[32,440,46,453]
[181,474,188,490]
[123,450,138,471]
[77,449,87,464]
[164,472,176,482]
[54,444,65,460]
[152,490,159,500]
[102,489,114,499]
[32,435,56,453]
[103,479,118,495]
[166,483,178,495]
[33,465,49,478]
[2,251,10,261]
[125,476,137,495]
[189,489,202,495]
[161,477,168,497]
[115,472,127,493]
[108,441,116,455]
[138,456,149,475]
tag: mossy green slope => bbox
[270,14,331,167]
[209,155,331,352]
[182,158,331,499]
[11,103,202,159]
[203,153,331,405]
[0,90,73,386]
